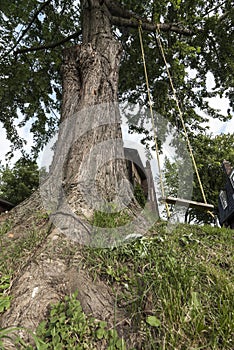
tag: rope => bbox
[138,24,171,219]
[154,26,215,219]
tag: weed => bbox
[0,275,11,314]
[134,183,146,208]
[11,291,131,349]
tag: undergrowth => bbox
[82,222,234,349]
[0,215,233,349]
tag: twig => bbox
[201,1,227,18]
[14,30,82,55]
[2,0,52,59]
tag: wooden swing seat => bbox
[161,196,214,211]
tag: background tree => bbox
[0,157,39,205]
[163,133,234,224]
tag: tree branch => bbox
[201,1,227,18]
[8,0,198,58]
[104,0,195,36]
[14,31,82,55]
[104,0,141,20]
[111,16,195,36]
[2,0,52,59]
[218,10,232,22]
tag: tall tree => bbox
[163,133,234,224]
[0,1,233,347]
[0,157,39,205]
[189,132,234,223]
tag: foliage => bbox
[0,221,46,348]
[0,244,13,348]
[0,0,81,155]
[31,292,128,350]
[0,157,39,205]
[191,132,234,223]
[119,1,233,128]
[8,292,130,350]
[163,156,179,197]
[0,217,48,278]
[0,0,233,156]
[91,206,132,246]
[0,275,11,314]
[133,182,146,208]
[83,222,234,349]
[92,207,131,228]
[0,327,23,349]
[162,133,234,223]
[0,217,233,349]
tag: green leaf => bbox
[116,337,126,349]
[0,298,11,313]
[146,316,161,327]
[99,321,107,328]
[96,327,106,340]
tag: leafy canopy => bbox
[0,0,233,157]
[0,157,39,205]
[163,132,234,223]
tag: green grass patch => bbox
[0,215,50,277]
[92,208,131,228]
[82,222,234,349]
[0,217,233,349]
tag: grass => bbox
[0,216,233,349]
[0,217,49,277]
[82,222,234,349]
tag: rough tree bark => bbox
[0,0,140,348]
[39,0,139,247]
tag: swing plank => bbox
[161,196,214,210]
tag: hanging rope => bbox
[154,26,215,219]
[138,24,171,219]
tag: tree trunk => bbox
[0,1,140,348]
[60,0,131,212]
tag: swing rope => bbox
[138,24,215,219]
[138,24,171,219]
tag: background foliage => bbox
[0,0,233,157]
[0,157,39,205]
[163,132,234,223]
